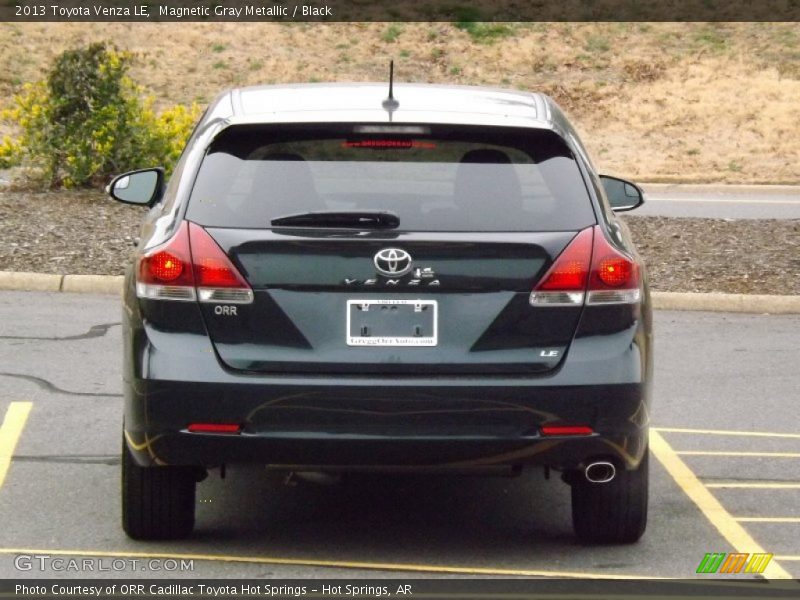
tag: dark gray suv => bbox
[109,83,652,544]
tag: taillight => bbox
[136,221,195,301]
[529,228,592,306]
[136,221,253,304]
[587,227,641,305]
[530,225,640,306]
[188,223,253,304]
[148,252,184,281]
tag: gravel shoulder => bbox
[1,190,798,295]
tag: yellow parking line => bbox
[677,451,800,458]
[654,427,800,439]
[649,430,791,579]
[705,483,800,489]
[0,547,658,580]
[735,518,800,523]
[0,402,32,489]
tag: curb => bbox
[1,271,799,314]
[62,274,125,295]
[0,271,63,292]
[651,292,800,315]
[0,271,124,296]
[640,183,800,195]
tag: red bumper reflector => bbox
[540,425,594,436]
[187,423,241,434]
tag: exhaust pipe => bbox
[584,461,616,483]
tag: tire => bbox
[121,436,198,540]
[570,451,648,544]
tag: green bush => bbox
[453,8,516,43]
[0,42,200,188]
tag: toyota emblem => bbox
[374,248,413,277]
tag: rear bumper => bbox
[125,375,649,471]
[124,286,652,472]
[130,432,647,473]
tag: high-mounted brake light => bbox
[342,139,437,149]
[136,221,253,304]
[530,226,640,306]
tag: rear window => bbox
[186,124,596,232]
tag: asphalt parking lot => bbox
[0,291,798,580]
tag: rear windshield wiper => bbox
[270,211,400,229]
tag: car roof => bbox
[204,83,559,131]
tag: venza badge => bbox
[373,248,413,277]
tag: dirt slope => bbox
[2,22,800,184]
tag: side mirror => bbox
[600,175,644,212]
[107,168,164,207]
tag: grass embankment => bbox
[1,22,799,183]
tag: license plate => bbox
[346,299,438,347]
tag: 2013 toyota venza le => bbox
[109,82,652,544]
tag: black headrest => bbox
[262,153,306,162]
[459,149,512,164]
